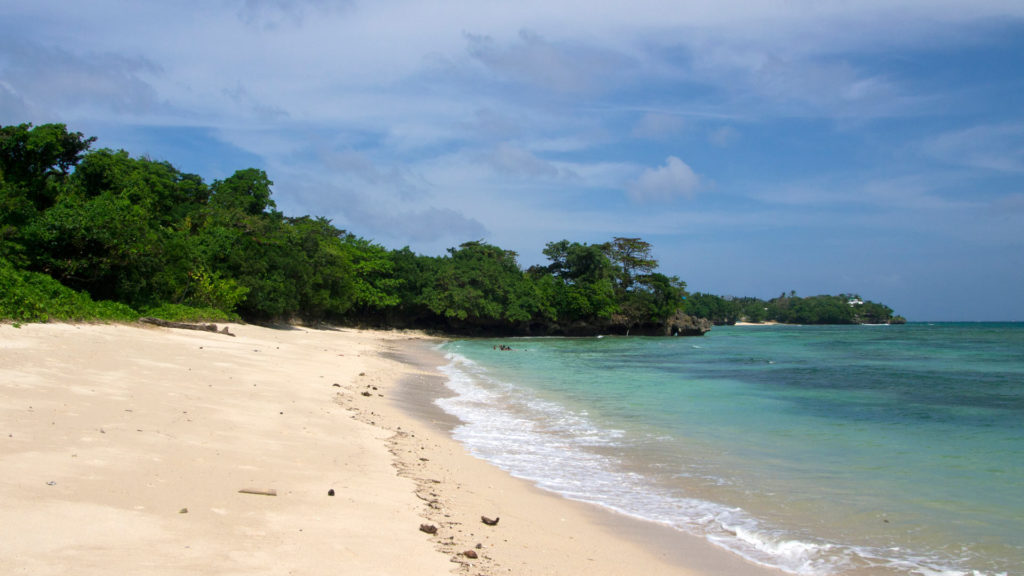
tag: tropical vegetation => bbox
[685,291,905,325]
[1,122,902,332]
[1,123,693,334]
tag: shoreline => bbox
[374,338,784,576]
[1,322,779,575]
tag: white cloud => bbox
[628,156,700,201]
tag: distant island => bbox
[1,122,903,335]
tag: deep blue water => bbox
[436,323,1023,576]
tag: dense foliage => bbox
[1,123,694,333]
[1,122,901,330]
[0,256,137,323]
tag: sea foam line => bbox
[433,348,1001,576]
[435,351,841,575]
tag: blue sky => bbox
[2,1,1023,321]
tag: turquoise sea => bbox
[435,324,1023,576]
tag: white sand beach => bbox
[0,322,775,575]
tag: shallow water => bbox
[436,324,1024,576]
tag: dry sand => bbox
[1,322,778,575]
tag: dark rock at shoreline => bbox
[435,313,712,337]
[663,312,713,336]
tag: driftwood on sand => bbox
[140,317,235,337]
[238,488,277,496]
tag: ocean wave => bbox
[434,348,1006,576]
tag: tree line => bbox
[684,292,905,325]
[1,123,693,334]
[1,123,903,331]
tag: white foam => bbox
[433,349,1005,576]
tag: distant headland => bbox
[685,292,906,327]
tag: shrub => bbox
[0,257,138,322]
[140,303,238,323]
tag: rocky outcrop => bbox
[598,312,712,337]
[663,312,713,336]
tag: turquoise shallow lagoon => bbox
[436,323,1023,576]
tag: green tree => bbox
[853,300,896,324]
[22,149,214,308]
[1,123,97,264]
[0,123,95,211]
[338,234,402,320]
[197,169,296,318]
[421,241,536,329]
[634,272,688,322]
[686,293,741,324]
[209,168,275,216]
[175,266,249,312]
[603,237,658,295]
[389,246,440,325]
[21,191,157,302]
[737,297,768,323]
[71,149,209,225]
[540,239,618,322]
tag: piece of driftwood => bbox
[141,317,235,337]
[238,488,277,496]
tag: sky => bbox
[2,1,1023,321]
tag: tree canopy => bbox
[0,122,902,331]
[684,292,904,325]
[0,123,700,333]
